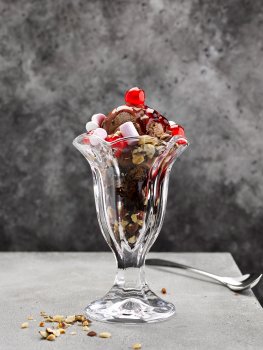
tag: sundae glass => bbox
[73,87,188,323]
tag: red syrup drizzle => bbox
[105,135,128,157]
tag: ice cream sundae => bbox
[81,87,187,248]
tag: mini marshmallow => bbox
[169,120,177,126]
[90,128,108,146]
[91,113,106,126]
[86,121,99,132]
[120,122,139,144]
[120,121,139,138]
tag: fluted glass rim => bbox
[73,133,189,150]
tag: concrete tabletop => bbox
[0,252,262,350]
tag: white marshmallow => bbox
[91,113,106,126]
[169,120,177,126]
[90,128,108,146]
[86,121,99,132]
[147,108,154,114]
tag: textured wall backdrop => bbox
[0,0,263,273]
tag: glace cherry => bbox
[125,87,145,107]
[169,124,187,144]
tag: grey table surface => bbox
[0,252,262,350]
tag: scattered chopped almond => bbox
[161,287,167,294]
[53,315,64,322]
[64,323,72,328]
[39,330,48,339]
[65,315,75,323]
[39,322,45,327]
[53,329,61,337]
[82,320,89,326]
[21,322,29,329]
[99,332,111,338]
[59,328,66,334]
[47,334,56,341]
[133,343,142,349]
[70,331,77,335]
[82,326,89,331]
[75,314,86,322]
[58,322,67,329]
[27,316,34,320]
[46,327,54,334]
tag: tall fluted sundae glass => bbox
[73,88,189,323]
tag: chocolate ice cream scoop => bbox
[101,87,170,138]
[102,108,144,135]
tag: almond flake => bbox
[128,236,136,244]
[138,135,158,145]
[121,219,129,228]
[46,327,54,334]
[133,343,142,349]
[99,332,111,338]
[131,214,137,223]
[39,330,48,338]
[82,320,89,326]
[52,315,64,322]
[27,316,34,320]
[53,329,60,337]
[47,334,56,341]
[82,326,89,331]
[21,322,29,329]
[132,154,144,165]
[75,314,86,322]
[65,315,75,323]
[137,219,143,226]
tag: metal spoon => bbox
[146,258,262,292]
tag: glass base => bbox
[85,284,175,324]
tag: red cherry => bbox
[169,125,187,144]
[169,124,185,136]
[125,87,145,106]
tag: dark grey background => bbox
[0,0,262,285]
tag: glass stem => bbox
[114,266,146,290]
[114,249,147,290]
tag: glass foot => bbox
[85,284,175,324]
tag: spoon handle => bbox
[146,258,225,284]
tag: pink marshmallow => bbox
[91,113,106,126]
[90,128,108,146]
[120,122,139,145]
[120,122,139,138]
